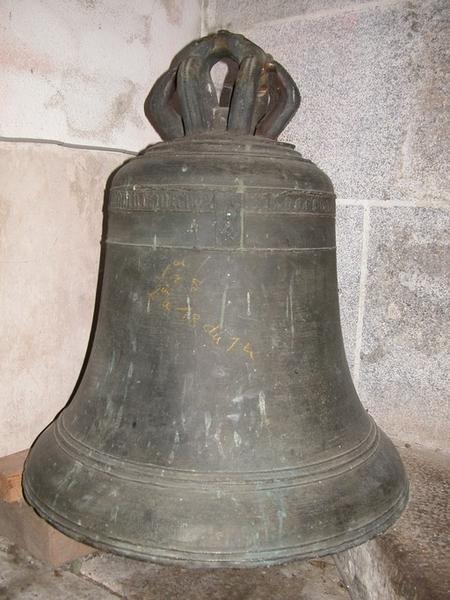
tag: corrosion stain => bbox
[0,40,54,74]
[163,0,183,26]
[76,0,97,9]
[127,15,152,46]
[62,79,140,142]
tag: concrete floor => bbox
[0,536,350,599]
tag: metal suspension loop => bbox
[143,69,184,141]
[145,30,301,140]
[177,56,216,135]
[256,61,301,139]
[227,54,265,134]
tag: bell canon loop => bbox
[23,31,408,567]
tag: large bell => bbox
[23,31,408,567]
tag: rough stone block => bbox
[206,0,375,31]
[336,204,364,368]
[0,498,94,567]
[358,206,450,450]
[227,0,449,203]
[393,0,450,204]
[335,444,450,599]
[0,448,94,567]
[0,449,28,503]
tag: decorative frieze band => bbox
[109,186,335,216]
[110,188,215,213]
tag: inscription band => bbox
[109,186,335,216]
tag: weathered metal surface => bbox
[23,31,408,567]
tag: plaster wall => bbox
[0,0,201,150]
[0,0,201,456]
[204,0,450,451]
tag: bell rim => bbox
[23,472,408,568]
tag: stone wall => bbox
[204,0,449,451]
[0,0,201,456]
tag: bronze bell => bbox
[23,31,408,567]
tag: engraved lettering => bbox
[245,190,335,215]
[110,187,215,212]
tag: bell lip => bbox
[22,474,409,568]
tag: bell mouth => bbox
[23,419,408,567]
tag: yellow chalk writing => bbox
[162,300,171,312]
[191,313,201,327]
[148,259,257,360]
[160,263,173,280]
[243,342,255,360]
[190,278,202,292]
[148,287,161,300]
[227,337,240,352]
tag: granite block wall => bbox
[204,0,449,450]
[0,0,201,456]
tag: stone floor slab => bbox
[0,537,115,600]
[335,444,450,599]
[78,553,349,600]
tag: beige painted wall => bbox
[0,0,201,456]
[0,0,200,150]
[0,143,129,456]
